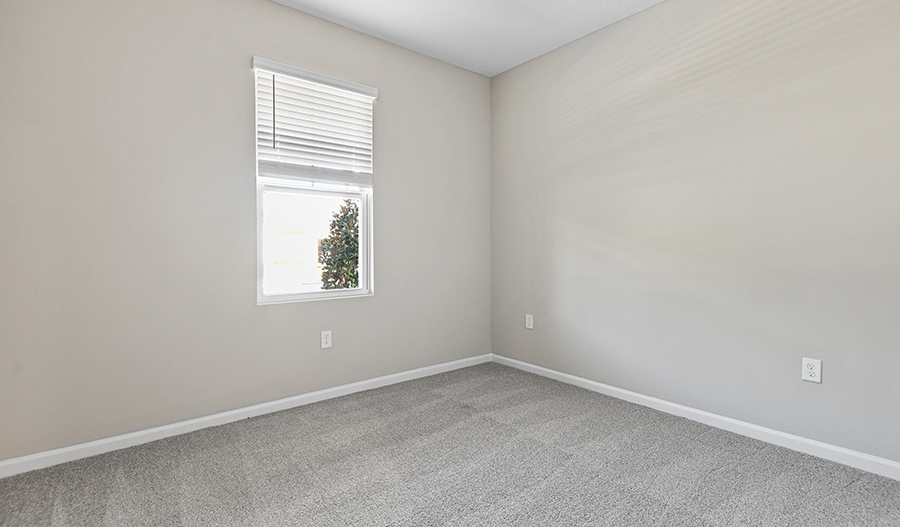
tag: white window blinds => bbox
[253,57,377,187]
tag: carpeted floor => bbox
[2,362,899,526]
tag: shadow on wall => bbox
[548,0,896,172]
[508,0,900,454]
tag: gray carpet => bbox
[2,363,899,526]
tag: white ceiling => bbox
[271,0,669,77]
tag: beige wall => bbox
[0,0,491,461]
[492,0,900,462]
[4,0,899,468]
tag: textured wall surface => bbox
[0,0,491,461]
[492,0,900,462]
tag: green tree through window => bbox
[319,199,359,289]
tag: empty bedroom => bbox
[1,0,899,525]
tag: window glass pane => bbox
[262,190,360,295]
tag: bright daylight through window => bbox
[254,57,377,303]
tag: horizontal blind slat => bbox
[257,159,374,187]
[275,82,372,112]
[269,143,372,162]
[274,74,374,103]
[274,111,371,135]
[256,67,375,176]
[271,134,372,152]
[275,102,370,124]
[258,153,372,174]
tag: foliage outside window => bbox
[320,199,360,290]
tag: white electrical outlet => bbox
[321,330,332,349]
[525,314,533,330]
[802,357,821,383]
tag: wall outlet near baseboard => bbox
[525,314,533,330]
[321,330,332,349]
[802,357,821,383]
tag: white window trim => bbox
[256,180,373,304]
[254,57,376,304]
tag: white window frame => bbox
[256,178,372,304]
[254,57,376,304]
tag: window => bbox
[254,57,377,303]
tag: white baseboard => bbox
[3,352,898,483]
[491,353,900,482]
[0,354,492,480]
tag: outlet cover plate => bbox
[525,314,533,330]
[321,330,332,349]
[802,357,821,383]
